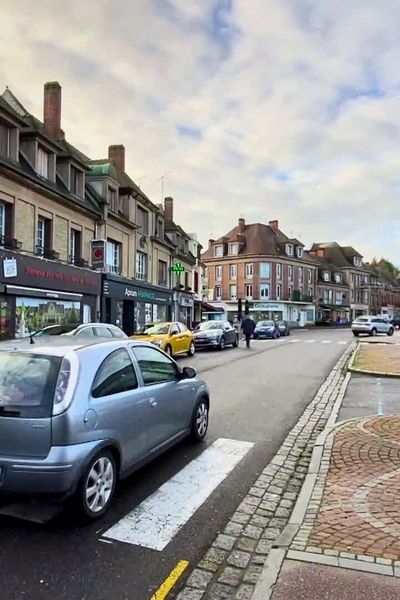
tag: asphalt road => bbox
[0,328,352,600]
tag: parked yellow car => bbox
[132,322,195,357]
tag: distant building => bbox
[202,218,317,326]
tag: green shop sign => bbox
[170,262,185,275]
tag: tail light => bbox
[53,354,78,416]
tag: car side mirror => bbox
[170,330,177,336]
[181,366,196,379]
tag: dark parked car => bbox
[253,320,280,340]
[276,320,290,336]
[193,321,238,350]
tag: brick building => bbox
[202,218,317,326]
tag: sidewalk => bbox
[253,343,400,599]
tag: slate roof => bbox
[310,242,364,268]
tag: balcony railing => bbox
[0,236,22,251]
[105,264,122,275]
[291,290,314,303]
[69,255,89,268]
[36,246,60,261]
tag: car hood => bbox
[194,329,222,336]
[256,326,274,331]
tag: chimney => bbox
[164,196,174,221]
[108,145,125,172]
[269,220,279,232]
[238,217,245,233]
[43,81,62,140]
[208,239,215,248]
[317,249,324,258]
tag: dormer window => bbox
[0,121,12,159]
[137,206,149,235]
[335,274,342,284]
[297,247,303,258]
[286,244,294,256]
[228,243,238,255]
[70,166,84,198]
[323,272,330,282]
[214,245,223,257]
[353,257,362,267]
[36,146,49,178]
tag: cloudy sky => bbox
[1,0,400,262]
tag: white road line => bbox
[289,339,302,343]
[304,340,316,343]
[338,341,348,345]
[321,340,333,344]
[102,438,254,551]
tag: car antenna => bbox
[27,324,34,345]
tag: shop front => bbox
[0,250,101,339]
[250,302,316,327]
[102,274,172,336]
[173,291,194,329]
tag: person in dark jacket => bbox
[241,316,256,348]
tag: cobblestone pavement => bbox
[173,344,354,599]
[290,415,400,576]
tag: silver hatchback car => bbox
[0,339,209,519]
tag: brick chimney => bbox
[208,239,215,248]
[238,217,245,233]
[43,81,62,140]
[164,197,174,221]
[108,145,125,172]
[269,220,279,232]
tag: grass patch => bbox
[353,344,400,375]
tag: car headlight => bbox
[152,340,163,347]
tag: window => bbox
[323,272,330,282]
[276,263,282,280]
[215,265,222,280]
[308,270,312,283]
[184,271,189,289]
[178,323,188,333]
[298,267,303,283]
[288,285,292,299]
[205,267,209,282]
[69,229,81,264]
[260,262,270,278]
[229,284,237,300]
[353,257,361,267]
[36,146,49,178]
[92,349,138,398]
[158,260,168,286]
[134,346,178,385]
[245,263,253,278]
[0,203,5,237]
[308,288,313,298]
[94,326,113,337]
[306,310,314,322]
[214,245,223,257]
[335,292,342,305]
[288,265,293,281]
[260,283,270,298]
[276,284,281,300]
[137,206,149,235]
[229,264,237,279]
[215,286,222,300]
[136,251,148,280]
[70,167,83,197]
[156,218,164,239]
[0,122,11,158]
[228,243,238,255]
[108,187,118,213]
[286,244,294,256]
[37,216,52,254]
[245,284,253,299]
[335,274,342,284]
[363,290,368,304]
[106,239,122,274]
[297,247,303,258]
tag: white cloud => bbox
[1,0,400,261]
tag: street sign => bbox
[170,262,185,275]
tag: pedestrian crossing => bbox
[250,337,350,346]
[102,438,254,551]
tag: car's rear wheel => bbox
[371,328,377,337]
[190,399,209,442]
[287,330,290,336]
[77,450,116,520]
[353,332,359,337]
[388,328,394,337]
[187,341,195,356]
[219,336,226,350]
[165,344,173,357]
[232,336,238,348]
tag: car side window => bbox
[110,328,125,338]
[92,348,138,398]
[178,323,188,333]
[76,327,95,337]
[94,326,113,337]
[133,346,179,385]
[170,324,179,335]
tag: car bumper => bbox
[352,328,372,334]
[194,338,220,348]
[253,332,274,339]
[0,441,104,498]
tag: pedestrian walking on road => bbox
[241,315,255,348]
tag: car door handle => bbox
[148,398,158,407]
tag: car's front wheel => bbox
[165,344,173,357]
[77,450,116,520]
[388,328,394,337]
[187,341,195,356]
[219,336,226,350]
[371,328,377,337]
[190,399,209,442]
[232,336,238,348]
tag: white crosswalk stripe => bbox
[304,339,316,343]
[102,438,254,551]
[289,339,302,343]
[321,340,333,344]
[338,341,348,345]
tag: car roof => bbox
[0,338,154,357]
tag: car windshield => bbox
[0,352,62,418]
[139,323,170,335]
[198,322,223,330]
[257,321,274,327]
[355,318,368,323]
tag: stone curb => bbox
[173,342,355,600]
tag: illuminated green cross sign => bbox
[170,262,185,275]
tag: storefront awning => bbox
[202,301,224,313]
[320,303,350,312]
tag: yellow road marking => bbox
[150,560,189,600]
